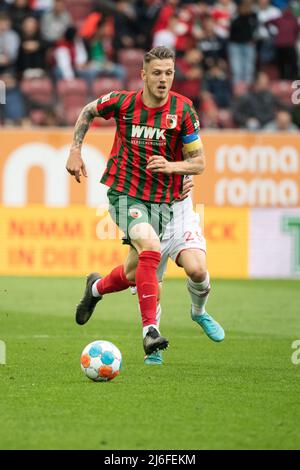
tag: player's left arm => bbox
[147,132,205,175]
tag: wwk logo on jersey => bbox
[131,125,166,140]
[129,208,143,219]
[166,114,177,129]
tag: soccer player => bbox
[128,176,225,365]
[66,46,205,356]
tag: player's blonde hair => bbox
[143,47,175,67]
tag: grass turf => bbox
[0,277,300,450]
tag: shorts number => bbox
[184,231,202,242]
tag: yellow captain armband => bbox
[182,132,203,153]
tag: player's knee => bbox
[188,266,207,283]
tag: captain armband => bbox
[182,132,203,153]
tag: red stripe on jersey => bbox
[151,108,168,202]
[133,107,157,201]
[100,90,199,203]
[169,97,185,200]
[126,102,145,197]
[96,92,120,118]
[115,93,137,193]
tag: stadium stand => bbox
[0,0,299,129]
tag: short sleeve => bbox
[96,91,120,120]
[181,103,200,136]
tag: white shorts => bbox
[157,196,206,281]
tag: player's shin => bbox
[135,251,161,335]
[93,265,134,297]
[187,272,211,316]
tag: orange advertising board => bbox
[197,132,300,207]
[0,206,248,278]
[0,129,299,207]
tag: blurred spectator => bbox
[111,0,137,52]
[0,12,20,74]
[202,60,232,108]
[152,14,177,50]
[9,0,33,34]
[16,15,47,77]
[40,0,71,45]
[267,6,300,80]
[211,0,236,40]
[172,4,195,54]
[271,0,290,9]
[152,0,179,36]
[263,109,298,131]
[30,1,53,14]
[135,0,161,50]
[199,90,219,128]
[232,71,282,129]
[86,19,126,81]
[0,72,26,124]
[197,15,226,70]
[175,48,203,106]
[0,0,10,12]
[54,25,88,80]
[228,0,258,84]
[255,0,281,65]
[54,24,124,89]
[0,0,299,128]
[291,0,300,17]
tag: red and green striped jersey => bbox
[96,90,200,203]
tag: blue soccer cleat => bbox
[144,350,163,365]
[192,311,225,342]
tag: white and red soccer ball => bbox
[80,340,122,382]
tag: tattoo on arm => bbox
[184,148,203,162]
[73,102,98,149]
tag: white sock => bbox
[187,272,210,316]
[156,303,161,328]
[139,303,161,338]
[92,281,101,297]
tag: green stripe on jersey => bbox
[161,94,178,203]
[134,107,149,199]
[148,110,163,201]
[111,93,137,192]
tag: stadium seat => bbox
[62,105,86,126]
[57,79,88,107]
[217,109,234,128]
[20,77,54,106]
[57,79,88,125]
[118,48,145,82]
[64,0,93,27]
[118,49,145,67]
[126,78,144,92]
[57,78,88,98]
[92,78,124,99]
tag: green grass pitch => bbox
[0,276,300,450]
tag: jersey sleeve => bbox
[96,91,120,120]
[181,103,200,137]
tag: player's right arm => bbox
[66,91,120,183]
[66,99,99,183]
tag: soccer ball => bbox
[80,340,122,382]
